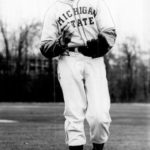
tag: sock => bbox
[69,145,83,150]
[93,143,104,150]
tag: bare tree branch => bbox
[0,20,10,60]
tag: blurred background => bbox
[0,0,149,103]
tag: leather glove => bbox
[87,34,111,58]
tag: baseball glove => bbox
[87,29,116,58]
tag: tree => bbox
[106,36,150,102]
[118,37,141,101]
[0,20,10,73]
[14,21,42,75]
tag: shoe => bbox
[69,145,83,150]
[92,143,104,150]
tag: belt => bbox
[68,46,90,56]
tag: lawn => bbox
[0,103,149,150]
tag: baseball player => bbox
[40,0,117,150]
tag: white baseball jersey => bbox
[40,0,116,57]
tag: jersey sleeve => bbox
[96,0,115,31]
[40,6,62,58]
[96,0,117,49]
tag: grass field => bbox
[0,103,149,150]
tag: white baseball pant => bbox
[57,52,111,146]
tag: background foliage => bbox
[0,20,149,102]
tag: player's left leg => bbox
[84,57,111,149]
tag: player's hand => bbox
[59,23,74,47]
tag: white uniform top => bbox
[40,0,116,58]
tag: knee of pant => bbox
[88,113,111,126]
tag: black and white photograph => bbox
[0,0,149,150]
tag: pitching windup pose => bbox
[40,0,117,149]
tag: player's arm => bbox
[40,7,72,58]
[40,6,59,58]
[96,0,117,54]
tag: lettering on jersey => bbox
[57,7,97,27]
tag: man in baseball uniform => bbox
[40,0,117,149]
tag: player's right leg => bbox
[57,54,87,149]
